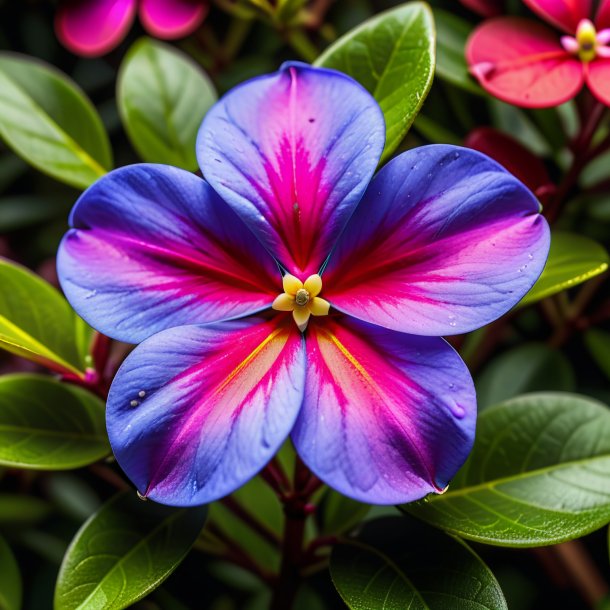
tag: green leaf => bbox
[521,232,609,306]
[118,38,217,171]
[0,53,111,189]
[433,8,483,95]
[331,516,507,610]
[315,2,435,162]
[0,535,21,610]
[0,258,92,376]
[476,343,575,410]
[406,393,610,546]
[55,491,207,610]
[585,329,610,382]
[0,374,108,470]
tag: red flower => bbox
[467,0,610,107]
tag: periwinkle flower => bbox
[467,0,610,107]
[56,0,207,57]
[58,63,550,506]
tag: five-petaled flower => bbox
[56,0,207,57]
[58,63,550,506]
[467,0,610,107]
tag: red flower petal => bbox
[467,17,584,108]
[595,0,610,29]
[584,59,610,105]
[524,0,591,34]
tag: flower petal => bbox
[304,274,322,297]
[596,0,610,29]
[55,0,136,57]
[584,59,610,105]
[107,316,305,506]
[466,17,584,108]
[323,145,550,336]
[523,0,590,33]
[197,62,386,277]
[57,164,279,344]
[292,317,476,504]
[139,0,208,39]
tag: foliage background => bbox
[0,0,609,608]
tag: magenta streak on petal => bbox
[323,145,550,336]
[134,318,303,502]
[291,317,476,504]
[197,63,386,278]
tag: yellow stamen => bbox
[272,273,330,332]
[577,19,597,62]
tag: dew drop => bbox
[452,404,466,419]
[138,390,146,398]
[84,290,97,300]
[528,253,534,260]
[130,400,139,407]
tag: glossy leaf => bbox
[0,258,92,376]
[476,344,575,410]
[0,374,108,470]
[55,491,207,610]
[520,232,609,306]
[0,53,111,189]
[118,38,217,170]
[0,535,21,610]
[406,393,610,546]
[433,8,483,95]
[315,2,435,162]
[585,329,610,382]
[331,516,507,609]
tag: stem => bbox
[269,457,316,610]
[260,457,291,497]
[220,496,280,548]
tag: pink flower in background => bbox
[467,0,610,107]
[55,0,208,57]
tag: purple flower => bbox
[55,0,207,57]
[57,63,550,506]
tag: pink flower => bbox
[55,0,208,57]
[466,0,610,107]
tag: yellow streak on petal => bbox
[309,297,330,316]
[293,307,311,332]
[213,327,285,398]
[283,274,303,295]
[303,274,322,297]
[272,293,295,311]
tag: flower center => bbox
[295,288,310,306]
[271,273,330,332]
[561,19,610,62]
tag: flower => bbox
[55,0,207,57]
[466,0,610,107]
[57,63,550,506]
